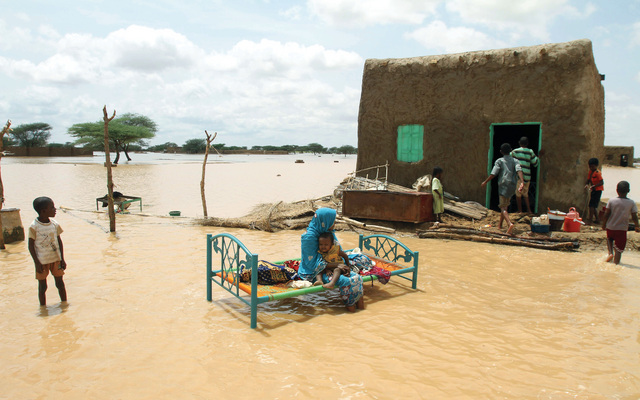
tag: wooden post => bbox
[200,130,217,218]
[103,106,117,232]
[0,119,12,249]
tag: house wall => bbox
[5,146,93,156]
[356,39,604,212]
[603,146,634,166]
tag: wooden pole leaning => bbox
[103,106,117,232]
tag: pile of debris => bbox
[198,197,335,232]
[417,225,579,251]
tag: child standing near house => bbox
[28,196,67,306]
[432,166,444,222]
[601,181,639,264]
[585,158,604,223]
[511,137,539,214]
[481,143,525,235]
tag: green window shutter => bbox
[397,125,424,162]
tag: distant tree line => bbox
[155,140,357,155]
[3,118,357,160]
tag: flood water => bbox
[1,154,640,399]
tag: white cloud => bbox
[308,0,441,27]
[222,39,362,79]
[0,20,364,146]
[405,20,507,53]
[445,0,593,40]
[0,25,206,84]
[105,25,204,71]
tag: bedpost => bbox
[358,234,364,249]
[412,251,419,289]
[206,234,213,301]
[249,253,259,329]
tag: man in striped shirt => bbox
[511,136,539,213]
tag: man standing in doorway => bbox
[511,136,539,214]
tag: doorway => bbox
[485,123,542,213]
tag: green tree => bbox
[337,145,357,155]
[306,142,326,154]
[147,142,178,152]
[47,142,75,148]
[115,113,158,160]
[2,135,15,148]
[183,138,206,154]
[281,144,299,153]
[68,113,157,164]
[11,122,52,147]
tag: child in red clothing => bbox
[584,157,604,223]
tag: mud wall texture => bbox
[603,146,634,166]
[356,39,604,212]
[6,146,93,156]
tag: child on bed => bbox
[317,232,350,289]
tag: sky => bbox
[1,0,639,149]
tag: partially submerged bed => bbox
[206,233,419,328]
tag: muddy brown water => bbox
[1,155,639,399]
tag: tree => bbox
[183,138,207,154]
[306,142,326,154]
[68,113,156,164]
[102,107,117,232]
[11,122,52,147]
[201,131,217,217]
[0,119,12,249]
[115,113,158,161]
[2,134,15,148]
[337,145,357,155]
[147,142,178,152]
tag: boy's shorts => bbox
[515,181,530,198]
[606,229,627,253]
[589,190,602,208]
[35,261,65,280]
[498,195,511,210]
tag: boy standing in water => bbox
[510,137,539,214]
[601,181,639,264]
[432,166,444,222]
[28,197,67,306]
[481,143,524,235]
[585,158,604,223]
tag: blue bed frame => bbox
[206,233,419,329]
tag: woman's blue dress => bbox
[299,208,364,307]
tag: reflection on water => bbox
[1,156,640,398]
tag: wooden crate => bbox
[342,190,434,223]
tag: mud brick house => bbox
[356,39,604,212]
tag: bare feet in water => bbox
[606,254,614,262]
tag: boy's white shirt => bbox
[28,218,63,264]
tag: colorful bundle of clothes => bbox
[240,260,299,284]
[348,253,391,284]
[237,254,390,286]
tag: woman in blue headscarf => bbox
[300,208,364,311]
